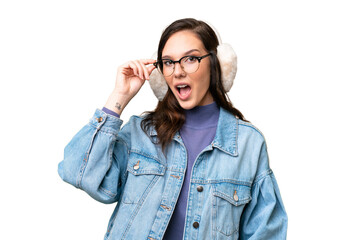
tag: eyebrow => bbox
[162,49,201,59]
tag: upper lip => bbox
[175,82,191,88]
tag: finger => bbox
[136,60,148,80]
[140,59,157,66]
[138,60,151,80]
[134,60,146,80]
[117,63,131,77]
[141,66,156,81]
[146,65,156,77]
[128,61,139,77]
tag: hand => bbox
[104,59,156,116]
[114,59,156,99]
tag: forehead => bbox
[162,30,206,58]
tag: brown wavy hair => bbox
[141,18,249,150]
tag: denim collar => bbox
[149,107,238,156]
[211,107,238,156]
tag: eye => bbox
[184,56,198,63]
[162,60,174,67]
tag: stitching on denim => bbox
[211,113,238,156]
[212,142,237,156]
[98,108,123,121]
[98,126,120,135]
[129,169,165,176]
[88,122,119,136]
[234,118,239,154]
[130,149,161,163]
[89,110,123,135]
[211,186,216,239]
[121,198,138,204]
[165,167,184,173]
[213,190,251,205]
[191,179,252,187]
[113,136,130,194]
[217,226,239,237]
[104,203,121,239]
[117,175,160,240]
[253,169,273,184]
[88,123,119,136]
[76,127,100,189]
[98,135,119,199]
[99,186,117,198]
[126,157,165,175]
[238,122,265,139]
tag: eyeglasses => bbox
[153,53,211,77]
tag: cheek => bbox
[164,78,176,94]
[196,67,211,89]
[199,61,211,81]
[164,78,172,89]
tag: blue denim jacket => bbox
[58,107,287,240]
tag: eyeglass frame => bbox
[153,53,212,77]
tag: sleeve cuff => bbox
[89,109,123,134]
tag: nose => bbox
[173,62,186,78]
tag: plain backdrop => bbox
[1,0,359,239]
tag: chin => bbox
[178,100,196,110]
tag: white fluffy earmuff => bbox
[148,22,237,101]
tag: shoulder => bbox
[127,114,145,124]
[235,117,267,145]
[236,118,272,179]
[234,117,269,165]
[218,107,266,147]
[237,118,265,138]
[120,115,146,132]
[119,114,158,139]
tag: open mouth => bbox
[176,84,192,100]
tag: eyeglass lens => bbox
[160,56,200,77]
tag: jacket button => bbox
[193,222,199,229]
[133,160,140,170]
[233,190,239,201]
[197,186,203,192]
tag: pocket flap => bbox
[127,152,165,176]
[213,182,252,206]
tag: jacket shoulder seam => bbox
[237,121,265,139]
[253,169,273,185]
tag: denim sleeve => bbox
[58,109,130,204]
[239,140,288,239]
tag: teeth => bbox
[177,84,188,88]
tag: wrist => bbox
[104,91,130,116]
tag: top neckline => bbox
[183,101,220,129]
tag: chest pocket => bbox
[121,151,165,204]
[212,182,252,238]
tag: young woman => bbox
[58,18,288,240]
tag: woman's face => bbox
[162,30,213,110]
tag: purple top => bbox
[102,107,120,118]
[102,102,220,239]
